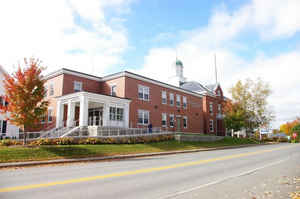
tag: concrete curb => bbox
[0,143,274,169]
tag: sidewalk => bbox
[0,143,272,169]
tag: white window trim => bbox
[49,83,54,96]
[209,102,213,115]
[162,113,167,127]
[209,119,214,132]
[48,108,53,123]
[162,91,167,104]
[169,114,174,128]
[183,116,188,129]
[218,104,222,114]
[183,96,187,109]
[169,93,174,106]
[138,109,150,125]
[0,120,2,134]
[110,84,117,96]
[176,94,181,107]
[138,85,150,101]
[74,81,83,92]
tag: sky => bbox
[0,0,299,128]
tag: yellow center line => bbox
[0,145,297,193]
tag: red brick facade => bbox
[42,69,226,135]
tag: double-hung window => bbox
[218,104,222,114]
[169,114,174,127]
[183,96,187,109]
[138,85,149,101]
[169,93,174,106]
[138,110,149,125]
[176,94,181,107]
[44,85,48,97]
[111,85,117,96]
[49,83,54,96]
[162,91,167,104]
[209,102,213,115]
[74,81,82,92]
[162,113,167,127]
[48,108,53,123]
[110,107,124,121]
[209,119,214,132]
[183,116,188,128]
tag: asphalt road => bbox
[0,143,299,199]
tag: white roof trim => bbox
[45,68,203,98]
[44,69,102,81]
[57,91,131,104]
[103,72,203,99]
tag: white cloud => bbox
[0,0,132,75]
[136,0,300,128]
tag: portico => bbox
[56,92,131,129]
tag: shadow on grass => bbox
[39,145,105,159]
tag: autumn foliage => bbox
[279,117,300,136]
[0,58,48,132]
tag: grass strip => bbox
[0,137,256,163]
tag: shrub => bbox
[0,139,21,146]
[56,137,74,145]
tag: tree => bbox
[280,118,300,136]
[225,78,274,134]
[0,58,48,144]
[223,101,246,132]
[291,123,300,141]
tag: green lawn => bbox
[0,137,257,163]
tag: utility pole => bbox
[214,53,218,84]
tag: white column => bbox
[56,100,64,128]
[102,104,110,127]
[124,103,130,128]
[79,95,88,126]
[67,100,75,127]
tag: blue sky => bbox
[0,0,300,128]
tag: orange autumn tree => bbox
[0,58,48,143]
[279,117,300,136]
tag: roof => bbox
[181,81,215,96]
[44,68,204,99]
[205,83,218,92]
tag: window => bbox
[162,113,167,127]
[138,110,149,125]
[116,108,123,121]
[109,107,116,120]
[209,102,213,115]
[111,85,117,96]
[176,94,181,107]
[138,85,149,101]
[217,90,221,96]
[218,104,222,114]
[74,81,82,92]
[41,114,46,124]
[183,96,187,109]
[1,120,7,136]
[48,108,53,123]
[209,119,214,132]
[162,91,167,104]
[183,116,188,128]
[169,114,174,127]
[44,85,48,97]
[110,107,123,121]
[49,83,54,96]
[169,93,174,106]
[0,97,3,106]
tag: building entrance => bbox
[88,108,103,126]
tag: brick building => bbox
[42,59,226,135]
